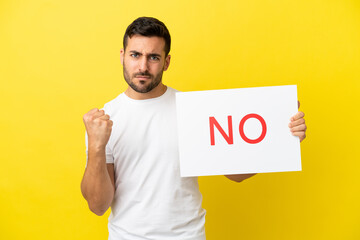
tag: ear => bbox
[163,54,171,71]
[120,48,124,66]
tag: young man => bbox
[81,17,307,240]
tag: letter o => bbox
[239,114,267,144]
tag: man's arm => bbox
[80,108,115,216]
[225,173,257,182]
[81,159,115,216]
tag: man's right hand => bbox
[83,108,113,149]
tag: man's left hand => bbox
[288,101,307,142]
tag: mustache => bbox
[133,71,152,78]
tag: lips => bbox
[135,74,151,80]
[136,76,150,78]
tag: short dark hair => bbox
[123,17,171,56]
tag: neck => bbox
[125,83,167,100]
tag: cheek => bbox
[153,62,165,72]
[124,60,137,72]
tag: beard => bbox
[123,64,164,94]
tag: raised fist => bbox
[83,108,113,149]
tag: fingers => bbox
[289,109,307,142]
[87,108,99,114]
[288,118,305,128]
[99,114,110,120]
[291,131,306,142]
[95,111,112,126]
[297,100,300,109]
[85,108,108,119]
[83,108,112,126]
[290,111,305,121]
[92,109,106,119]
[290,124,307,132]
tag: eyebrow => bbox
[129,50,162,58]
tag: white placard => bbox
[176,85,302,177]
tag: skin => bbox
[81,108,115,215]
[120,35,171,100]
[81,35,307,215]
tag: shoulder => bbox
[167,86,181,93]
[101,92,125,114]
[166,86,182,98]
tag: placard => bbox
[175,85,302,177]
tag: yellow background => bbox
[1,0,359,239]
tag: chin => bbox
[130,83,153,93]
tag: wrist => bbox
[88,143,106,154]
[87,145,106,166]
[88,138,106,150]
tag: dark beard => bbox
[123,66,164,94]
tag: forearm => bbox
[224,173,257,183]
[81,146,114,216]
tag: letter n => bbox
[209,116,233,146]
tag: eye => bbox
[130,53,139,58]
[150,56,160,61]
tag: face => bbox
[121,35,170,94]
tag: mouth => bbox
[135,74,152,81]
[136,76,150,79]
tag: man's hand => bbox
[288,101,307,142]
[83,108,113,149]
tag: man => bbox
[81,17,307,240]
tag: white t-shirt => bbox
[85,87,206,240]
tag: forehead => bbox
[126,35,166,55]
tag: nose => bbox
[138,57,148,72]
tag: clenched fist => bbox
[83,108,113,149]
